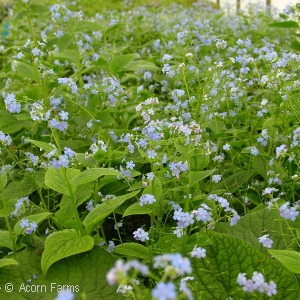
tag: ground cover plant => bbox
[1,0,300,299]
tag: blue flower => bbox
[151,282,177,300]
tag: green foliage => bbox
[110,54,137,73]
[41,229,94,275]
[0,258,18,269]
[1,0,300,298]
[268,21,299,28]
[0,247,120,299]
[215,208,296,251]
[83,190,140,232]
[268,249,300,273]
[191,231,300,299]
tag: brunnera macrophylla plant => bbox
[0,0,300,298]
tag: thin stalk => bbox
[1,179,17,252]
[112,210,128,259]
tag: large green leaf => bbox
[0,258,18,269]
[191,169,215,184]
[0,247,121,299]
[95,111,115,127]
[110,54,136,73]
[123,202,151,217]
[83,190,140,232]
[190,153,209,171]
[114,243,150,259]
[0,111,23,133]
[45,168,80,196]
[219,170,256,193]
[125,60,160,71]
[74,20,104,32]
[268,21,299,28]
[268,250,300,273]
[55,188,91,226]
[71,168,119,186]
[0,199,16,218]
[16,62,38,82]
[29,3,49,14]
[206,119,225,134]
[53,50,79,64]
[191,231,300,299]
[26,139,56,154]
[11,9,30,27]
[2,175,37,200]
[155,235,183,254]
[54,195,74,226]
[215,208,294,251]
[0,231,14,250]
[58,33,74,53]
[41,230,94,275]
[252,155,268,181]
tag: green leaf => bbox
[191,169,215,184]
[291,39,300,51]
[125,60,160,71]
[55,188,91,226]
[123,202,151,217]
[190,153,209,171]
[0,247,121,299]
[219,170,256,193]
[110,54,136,73]
[11,9,30,27]
[41,229,94,275]
[2,175,37,200]
[29,3,49,14]
[26,139,56,154]
[76,188,92,206]
[0,172,7,189]
[279,13,288,19]
[252,155,268,181]
[58,33,74,53]
[55,195,74,226]
[45,168,80,196]
[0,111,23,133]
[0,231,15,250]
[191,231,300,299]
[207,119,225,134]
[74,21,104,32]
[175,143,187,154]
[0,258,18,269]
[155,235,183,254]
[95,111,115,127]
[114,243,150,259]
[22,234,45,253]
[14,212,51,235]
[268,250,300,273]
[215,208,294,251]
[71,168,119,186]
[0,199,15,217]
[53,50,79,64]
[105,23,125,34]
[268,21,299,28]
[95,57,109,68]
[76,153,96,168]
[187,232,213,247]
[83,190,140,232]
[16,62,38,82]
